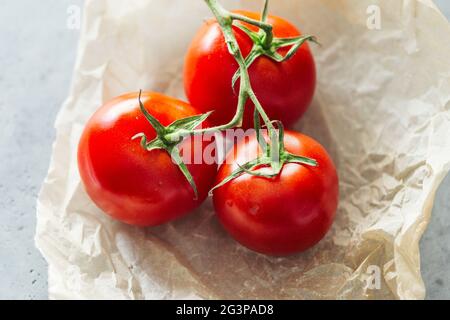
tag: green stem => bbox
[248,91,275,131]
[260,0,273,49]
[164,90,247,141]
[261,0,269,22]
[166,0,274,140]
[229,10,273,49]
[203,0,276,133]
[229,12,273,36]
[204,0,284,169]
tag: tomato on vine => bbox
[212,131,339,255]
[78,92,217,226]
[184,10,316,128]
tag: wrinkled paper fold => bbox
[36,0,450,299]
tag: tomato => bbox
[78,92,217,226]
[212,131,338,256]
[184,10,316,129]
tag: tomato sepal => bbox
[166,111,214,133]
[231,22,318,88]
[131,133,165,151]
[132,90,212,199]
[210,119,318,194]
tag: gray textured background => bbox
[0,0,449,300]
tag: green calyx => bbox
[231,22,318,89]
[132,90,212,200]
[209,149,318,194]
[209,112,317,194]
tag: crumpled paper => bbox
[36,0,450,299]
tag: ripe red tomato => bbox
[184,10,316,129]
[213,131,338,256]
[78,92,217,226]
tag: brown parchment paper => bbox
[36,0,450,299]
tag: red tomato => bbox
[78,92,217,226]
[184,10,316,129]
[213,131,338,256]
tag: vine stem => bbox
[203,0,278,158]
[165,0,277,143]
[204,0,276,133]
[229,12,273,49]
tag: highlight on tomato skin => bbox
[77,91,218,227]
[184,10,316,129]
[212,131,339,256]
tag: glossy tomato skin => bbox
[184,11,316,129]
[78,92,217,227]
[213,131,338,256]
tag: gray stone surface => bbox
[0,0,83,299]
[0,0,448,300]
